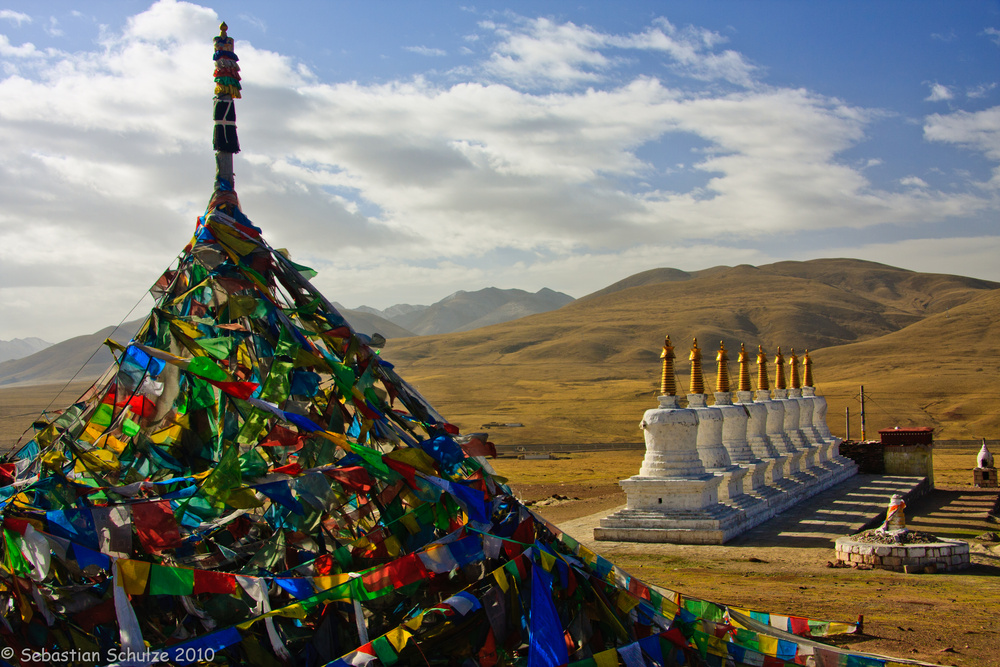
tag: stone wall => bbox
[834,537,970,572]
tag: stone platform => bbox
[581,475,930,548]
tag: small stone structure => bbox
[834,536,970,572]
[881,427,935,487]
[834,494,970,572]
[596,337,857,544]
[974,439,997,488]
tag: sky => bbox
[1,1,999,343]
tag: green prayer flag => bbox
[239,448,269,480]
[201,445,242,506]
[196,336,235,361]
[187,356,229,382]
[150,564,194,596]
[90,403,114,428]
[4,530,30,575]
[372,635,398,666]
[122,419,140,438]
[351,443,391,475]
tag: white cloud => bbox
[899,176,928,188]
[45,16,63,37]
[807,236,1000,283]
[925,83,953,102]
[0,9,30,26]
[967,82,997,99]
[0,1,996,341]
[405,46,447,57]
[481,15,756,90]
[239,13,267,33]
[984,27,1000,46]
[924,106,1000,161]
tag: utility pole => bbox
[846,407,850,442]
[860,384,867,442]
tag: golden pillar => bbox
[738,343,752,392]
[789,348,801,389]
[715,341,731,393]
[774,346,786,390]
[689,338,704,395]
[803,349,814,387]
[756,345,770,392]
[660,335,677,396]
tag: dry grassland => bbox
[491,447,1000,667]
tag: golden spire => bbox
[789,348,801,389]
[689,338,704,394]
[738,343,752,392]
[715,341,731,393]
[659,335,676,396]
[774,346,786,390]
[756,344,770,391]
[803,349,814,387]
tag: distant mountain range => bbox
[5,260,997,443]
[355,287,574,336]
[0,337,51,363]
[0,287,575,386]
[383,258,1000,443]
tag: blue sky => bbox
[1,1,999,342]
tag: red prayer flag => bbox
[459,436,497,459]
[382,457,418,489]
[273,461,303,476]
[314,554,334,576]
[362,553,428,593]
[789,616,811,636]
[131,500,183,553]
[116,395,156,419]
[264,425,302,448]
[207,378,260,400]
[324,466,374,493]
[193,569,237,595]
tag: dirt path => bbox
[492,452,1000,666]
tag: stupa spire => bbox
[715,341,731,393]
[789,348,801,389]
[689,338,704,394]
[756,344,770,391]
[210,22,242,211]
[803,349,814,387]
[659,335,677,396]
[774,346,787,390]
[738,343,752,392]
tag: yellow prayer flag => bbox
[74,448,120,474]
[539,549,556,572]
[493,567,509,593]
[150,424,183,445]
[399,513,420,535]
[383,535,402,558]
[758,635,778,656]
[96,433,129,454]
[593,648,619,667]
[118,560,151,595]
[828,622,855,635]
[615,590,641,614]
[384,448,438,477]
[385,627,412,652]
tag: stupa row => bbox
[595,337,858,544]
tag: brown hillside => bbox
[812,287,1000,440]
[385,259,999,444]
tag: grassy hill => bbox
[2,258,996,447]
[384,259,999,444]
